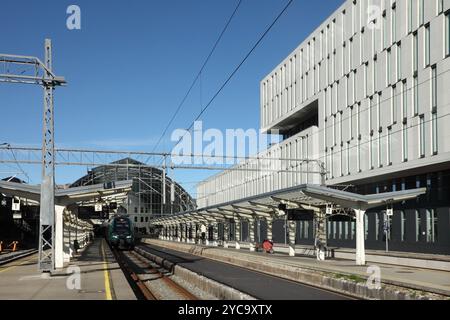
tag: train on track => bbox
[104,215,135,250]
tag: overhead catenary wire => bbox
[149,0,244,158]
[173,0,295,147]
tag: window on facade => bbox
[134,207,138,213]
[375,213,380,240]
[333,115,337,146]
[357,138,361,172]
[370,134,374,169]
[392,85,397,124]
[419,0,425,26]
[351,221,356,240]
[413,32,419,73]
[364,63,368,97]
[432,65,438,154]
[446,13,450,56]
[364,213,369,240]
[383,12,388,49]
[344,221,349,240]
[387,49,391,86]
[392,5,397,43]
[305,221,309,239]
[329,149,334,178]
[403,123,408,162]
[432,112,438,155]
[397,42,402,80]
[350,106,354,139]
[373,59,377,94]
[388,127,392,165]
[420,115,426,158]
[369,97,374,130]
[416,210,422,241]
[408,0,413,33]
[426,209,438,243]
[425,24,430,67]
[414,76,419,115]
[333,221,337,239]
[134,216,138,223]
[401,211,406,241]
[402,80,408,119]
[432,65,438,109]
[141,217,144,223]
[327,220,332,238]
[347,142,350,175]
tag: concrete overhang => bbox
[0,180,133,207]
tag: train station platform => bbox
[144,239,450,299]
[0,238,135,300]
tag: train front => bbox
[110,216,134,249]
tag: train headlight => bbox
[126,235,132,239]
[112,234,118,239]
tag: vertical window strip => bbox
[414,76,419,115]
[420,115,425,158]
[413,32,418,73]
[425,25,430,67]
[397,43,402,81]
[388,127,392,165]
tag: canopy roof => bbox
[151,184,427,224]
[0,179,133,206]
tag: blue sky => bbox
[0,0,344,196]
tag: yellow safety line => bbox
[0,255,36,274]
[101,240,113,300]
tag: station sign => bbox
[13,212,22,220]
[12,198,20,211]
[95,203,103,212]
[287,209,315,221]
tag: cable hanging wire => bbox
[150,0,244,157]
[175,0,294,148]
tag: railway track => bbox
[0,249,38,266]
[111,246,198,300]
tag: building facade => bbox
[197,0,450,254]
[71,158,196,234]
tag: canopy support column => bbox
[212,222,219,246]
[235,219,241,250]
[355,208,366,266]
[248,218,255,252]
[223,221,230,248]
[288,220,296,257]
[314,209,327,261]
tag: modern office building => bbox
[196,0,450,254]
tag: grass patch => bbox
[333,273,367,283]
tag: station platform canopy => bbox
[151,184,427,224]
[151,184,427,266]
[0,179,133,207]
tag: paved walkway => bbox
[149,239,450,296]
[0,238,135,300]
[222,246,450,296]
